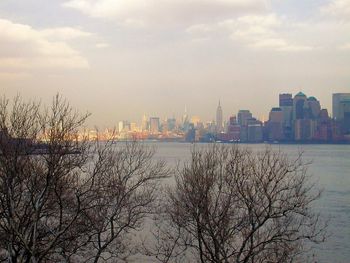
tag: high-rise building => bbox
[247,118,263,142]
[294,119,316,141]
[141,114,148,131]
[182,106,190,132]
[293,92,308,120]
[339,99,350,134]
[268,107,284,141]
[166,117,176,131]
[118,120,130,133]
[278,93,293,139]
[332,93,350,120]
[333,93,350,120]
[149,117,160,134]
[130,122,138,132]
[237,110,252,126]
[216,101,223,132]
[307,96,321,119]
[314,109,331,141]
[279,93,293,107]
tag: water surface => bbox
[151,143,350,263]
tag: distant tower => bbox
[149,117,160,134]
[182,106,189,125]
[333,93,350,120]
[216,100,223,132]
[293,92,308,120]
[182,106,190,132]
[141,113,148,131]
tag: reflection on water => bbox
[150,142,350,263]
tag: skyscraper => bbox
[149,117,160,134]
[279,93,293,139]
[333,93,350,120]
[237,110,252,126]
[293,92,308,120]
[307,96,321,119]
[141,114,148,131]
[279,93,293,107]
[268,107,284,141]
[216,101,223,132]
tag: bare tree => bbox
[146,145,326,263]
[70,139,170,263]
[0,95,91,262]
[0,95,169,263]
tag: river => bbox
[149,142,350,263]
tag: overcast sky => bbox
[0,0,349,127]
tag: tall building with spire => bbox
[216,100,223,132]
[182,106,190,132]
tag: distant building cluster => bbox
[105,92,350,144]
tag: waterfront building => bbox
[314,109,332,141]
[294,119,316,141]
[185,123,196,142]
[293,92,308,120]
[237,110,252,126]
[333,93,350,120]
[149,117,160,134]
[339,99,350,134]
[141,114,148,131]
[166,117,176,131]
[182,107,190,132]
[279,93,293,107]
[118,120,130,133]
[226,116,240,141]
[308,96,321,119]
[130,122,138,132]
[247,119,263,142]
[268,107,284,141]
[216,101,223,132]
[279,93,293,140]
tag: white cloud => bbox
[250,38,313,51]
[40,27,92,40]
[321,0,350,20]
[186,24,216,35]
[338,43,350,50]
[95,42,110,48]
[187,14,314,52]
[63,0,268,26]
[0,18,90,70]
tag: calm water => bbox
[150,142,350,263]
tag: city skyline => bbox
[110,91,350,144]
[1,0,350,127]
[113,91,336,127]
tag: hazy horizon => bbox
[1,0,349,127]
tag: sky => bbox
[0,0,349,127]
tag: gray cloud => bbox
[321,0,350,20]
[0,18,90,69]
[63,0,269,26]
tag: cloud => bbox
[338,43,350,50]
[187,14,314,52]
[0,72,31,81]
[63,0,268,26]
[95,42,110,48]
[229,14,313,51]
[40,27,92,40]
[321,0,350,20]
[0,18,90,70]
